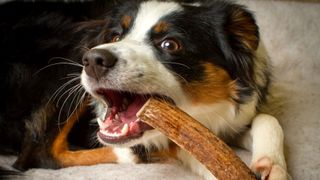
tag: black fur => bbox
[0,0,113,171]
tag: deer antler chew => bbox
[137,98,256,180]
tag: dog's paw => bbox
[251,157,287,180]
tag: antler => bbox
[137,98,256,180]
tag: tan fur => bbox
[183,62,238,105]
[51,101,117,167]
[121,15,132,29]
[153,21,169,33]
[227,7,259,50]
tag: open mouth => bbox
[96,89,157,144]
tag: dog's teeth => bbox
[100,130,120,137]
[115,114,120,120]
[121,124,129,135]
[97,118,108,129]
[121,104,126,111]
[97,118,103,126]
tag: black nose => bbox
[82,49,117,79]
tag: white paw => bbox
[251,157,288,180]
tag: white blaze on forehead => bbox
[124,1,182,42]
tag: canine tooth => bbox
[121,124,129,135]
[115,114,120,120]
[97,118,108,129]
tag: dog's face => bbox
[81,0,259,147]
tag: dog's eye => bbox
[111,34,121,43]
[160,39,180,52]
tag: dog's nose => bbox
[82,49,117,79]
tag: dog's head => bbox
[81,0,259,147]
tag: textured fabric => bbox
[241,1,320,179]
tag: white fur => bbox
[179,97,257,137]
[125,1,182,41]
[236,114,287,179]
[250,114,286,170]
[113,147,138,164]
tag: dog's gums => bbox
[96,89,153,144]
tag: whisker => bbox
[65,89,87,127]
[49,77,80,106]
[67,73,81,77]
[79,46,90,52]
[68,87,86,119]
[78,90,87,109]
[60,76,80,80]
[168,70,188,84]
[60,73,82,80]
[48,57,83,66]
[57,84,82,126]
[46,77,80,108]
[162,62,191,69]
[33,62,83,77]
[67,85,84,117]
[56,82,80,108]
[91,133,101,148]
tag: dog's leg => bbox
[237,114,287,180]
[51,103,138,167]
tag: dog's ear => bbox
[216,4,260,96]
[224,5,259,51]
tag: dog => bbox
[0,0,287,179]
[80,0,288,179]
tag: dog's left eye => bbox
[111,34,121,43]
[160,39,181,52]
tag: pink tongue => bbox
[120,96,146,121]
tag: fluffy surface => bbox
[0,0,319,179]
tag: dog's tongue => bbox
[120,96,145,118]
[96,90,153,143]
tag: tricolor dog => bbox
[81,0,287,179]
[0,0,287,179]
